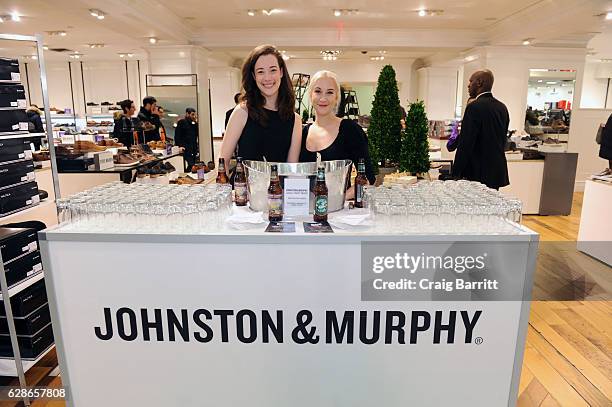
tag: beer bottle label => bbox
[268,194,283,215]
[235,182,247,200]
[355,184,364,203]
[315,195,328,215]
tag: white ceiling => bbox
[0,0,611,62]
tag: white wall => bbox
[417,67,458,120]
[209,66,241,137]
[580,61,612,109]
[567,108,612,190]
[21,59,147,117]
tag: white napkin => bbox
[225,206,267,229]
[328,208,373,229]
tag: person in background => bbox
[225,93,241,130]
[26,105,44,150]
[137,96,161,142]
[174,107,199,171]
[299,70,376,196]
[453,70,509,190]
[153,105,167,141]
[221,44,302,164]
[113,99,136,147]
[598,113,612,175]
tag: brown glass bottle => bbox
[313,166,328,222]
[267,164,283,221]
[354,158,367,208]
[216,157,229,184]
[234,157,248,206]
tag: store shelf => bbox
[0,199,54,223]
[0,272,44,300]
[0,344,55,375]
[0,107,26,111]
[86,114,115,118]
[0,132,46,139]
[0,80,21,84]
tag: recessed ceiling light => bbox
[11,12,20,22]
[522,38,533,45]
[537,80,543,83]
[606,11,612,20]
[118,53,125,58]
[247,10,256,16]
[88,43,105,48]
[334,9,341,17]
[149,37,157,44]
[262,9,274,16]
[48,31,67,36]
[127,53,134,58]
[417,9,443,17]
[43,45,48,50]
[31,55,37,60]
[546,81,557,84]
[69,53,82,59]
[418,9,427,17]
[370,56,384,61]
[464,55,477,62]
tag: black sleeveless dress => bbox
[237,108,295,162]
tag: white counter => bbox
[577,180,612,265]
[40,226,538,407]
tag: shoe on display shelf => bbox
[86,102,99,106]
[100,102,112,106]
[162,162,176,172]
[594,168,612,177]
[114,153,139,167]
[74,140,107,153]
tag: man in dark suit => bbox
[174,108,199,171]
[224,93,241,130]
[453,70,509,190]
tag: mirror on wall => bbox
[523,68,576,151]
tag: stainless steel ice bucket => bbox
[243,160,352,213]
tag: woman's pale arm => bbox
[220,105,248,164]
[286,113,303,162]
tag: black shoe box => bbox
[0,109,28,133]
[0,58,20,82]
[0,160,35,190]
[56,157,93,172]
[0,182,40,217]
[0,303,50,336]
[3,250,43,287]
[0,279,48,318]
[0,138,32,164]
[0,84,26,109]
[0,227,38,264]
[0,322,54,359]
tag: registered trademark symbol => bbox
[475,337,483,345]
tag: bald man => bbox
[453,70,510,190]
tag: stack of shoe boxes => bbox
[0,57,40,218]
[0,227,53,360]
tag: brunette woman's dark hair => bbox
[241,44,295,126]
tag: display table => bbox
[577,180,612,265]
[40,221,538,406]
[54,153,184,196]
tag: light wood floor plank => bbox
[523,348,589,407]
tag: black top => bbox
[224,108,233,129]
[136,107,161,142]
[299,119,376,185]
[174,118,198,155]
[113,116,136,148]
[599,113,612,160]
[453,93,510,189]
[237,108,295,162]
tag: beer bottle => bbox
[268,164,283,221]
[314,165,328,222]
[234,157,248,206]
[216,157,229,184]
[354,158,367,208]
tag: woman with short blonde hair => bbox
[299,70,376,193]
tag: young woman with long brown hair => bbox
[220,44,302,163]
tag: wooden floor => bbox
[519,192,612,407]
[2,192,610,407]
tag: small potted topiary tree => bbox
[400,100,431,178]
[367,65,402,183]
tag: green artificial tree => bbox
[400,100,430,176]
[368,65,402,172]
